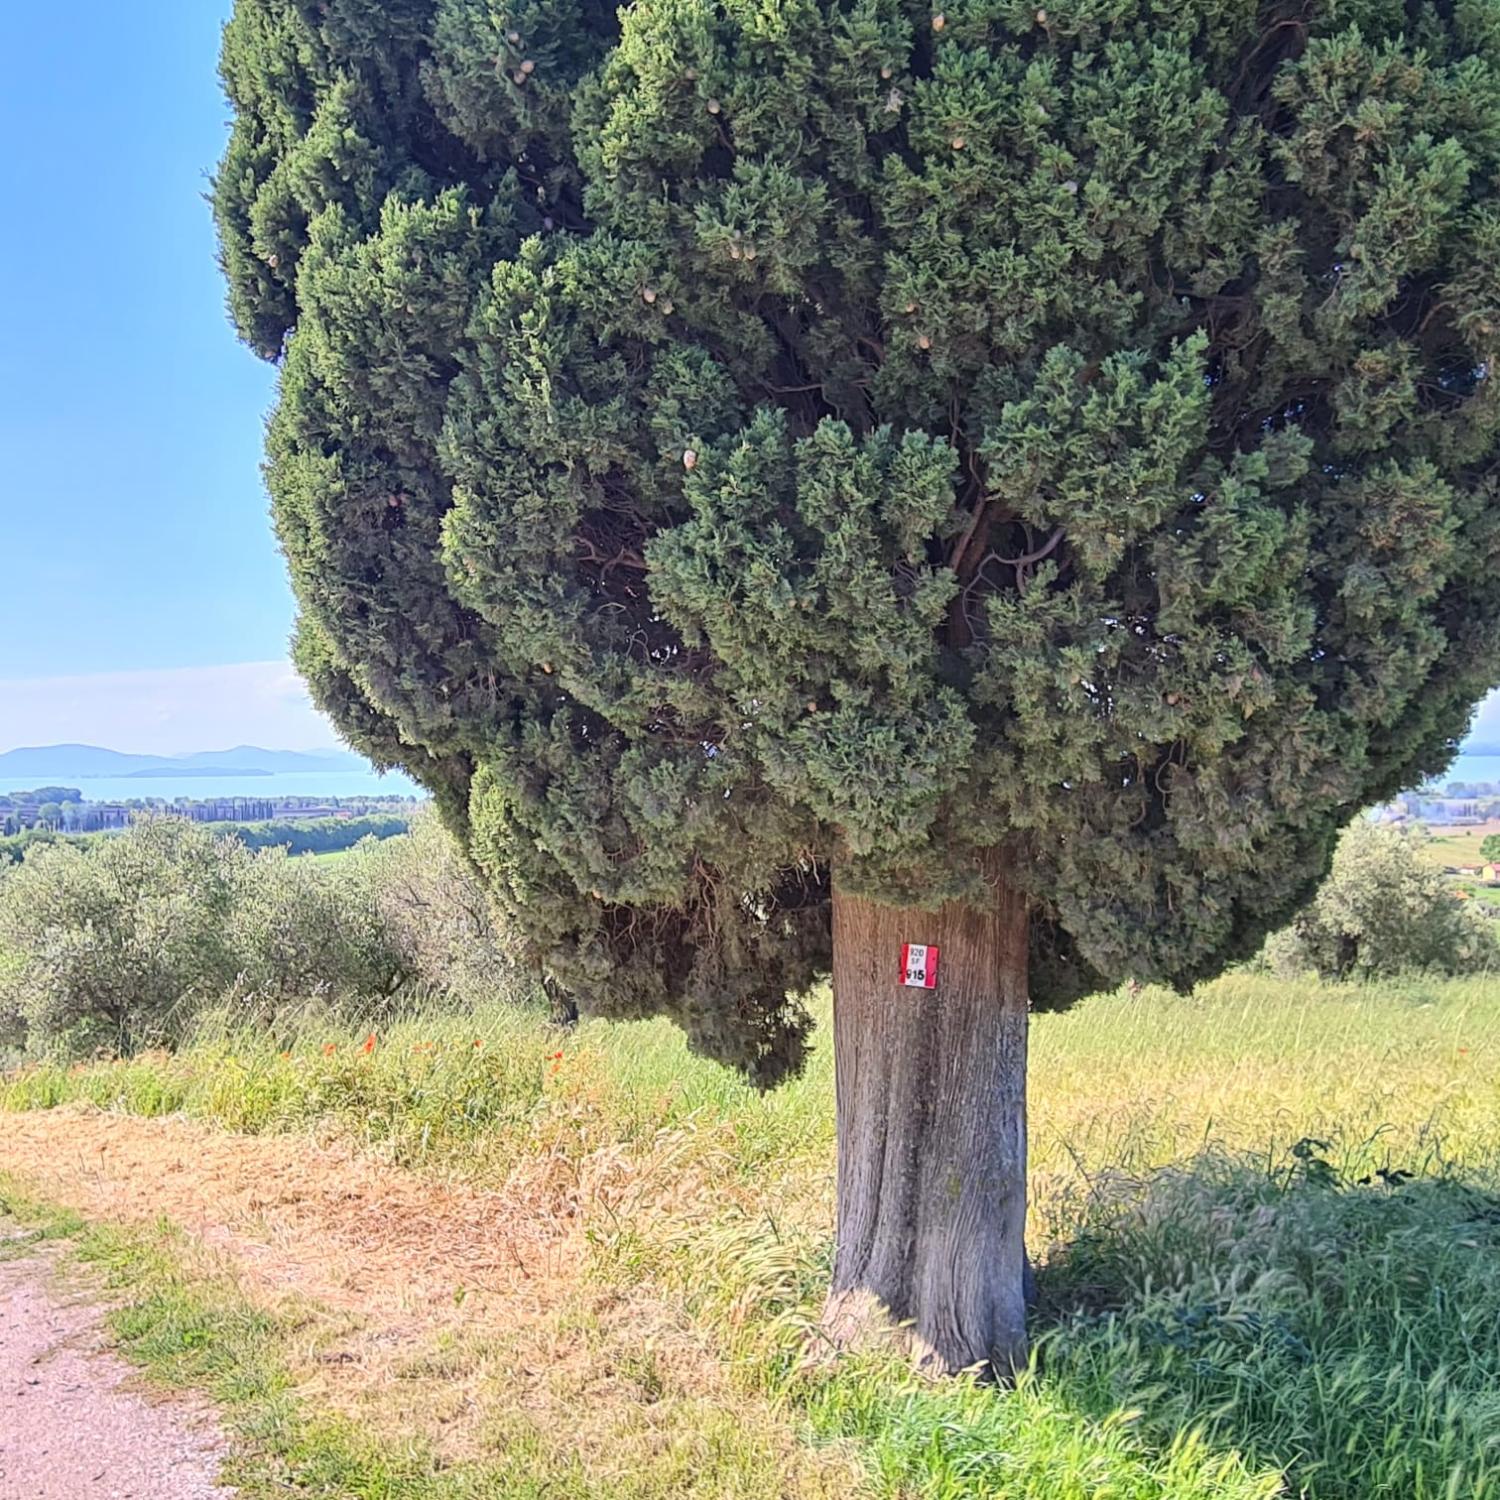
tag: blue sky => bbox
[0,3,1496,758]
[0,1,332,750]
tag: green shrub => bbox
[0,819,248,1056]
[0,817,513,1059]
[0,810,539,1060]
[1264,822,1497,980]
[0,949,26,1061]
[226,813,410,856]
[224,845,411,1009]
[359,809,532,1008]
[0,827,94,867]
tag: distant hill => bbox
[171,746,361,774]
[0,744,368,779]
[121,766,276,779]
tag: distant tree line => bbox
[0,788,88,836]
[1,786,420,841]
[168,795,417,823]
[1441,782,1500,798]
[1,812,411,867]
[1388,793,1500,825]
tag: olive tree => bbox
[1266,821,1498,979]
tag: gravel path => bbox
[0,1234,233,1500]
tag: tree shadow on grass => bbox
[1029,1142,1500,1499]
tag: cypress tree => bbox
[216,0,1500,1372]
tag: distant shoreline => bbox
[0,769,424,803]
[120,767,277,779]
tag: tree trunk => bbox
[825,859,1030,1377]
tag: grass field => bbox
[3,973,1500,1499]
[1417,819,1500,868]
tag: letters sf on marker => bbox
[900,943,939,989]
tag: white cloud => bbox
[0,661,342,756]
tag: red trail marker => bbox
[899,943,939,989]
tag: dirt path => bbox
[0,1233,232,1500]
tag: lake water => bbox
[4,754,1498,808]
[0,769,423,803]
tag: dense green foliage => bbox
[0,814,409,868]
[1482,832,1500,863]
[0,820,404,1056]
[217,0,1500,1078]
[0,814,526,1059]
[227,813,410,855]
[360,807,527,1005]
[0,827,92,868]
[1264,819,1498,978]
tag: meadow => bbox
[3,972,1499,1499]
[1417,820,1500,869]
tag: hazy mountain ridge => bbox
[0,744,364,778]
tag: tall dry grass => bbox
[5,971,1499,1498]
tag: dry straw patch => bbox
[0,1105,572,1315]
[0,1107,859,1494]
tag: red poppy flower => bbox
[323,1043,337,1056]
[361,1033,377,1055]
[473,1039,484,1050]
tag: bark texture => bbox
[826,861,1029,1376]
